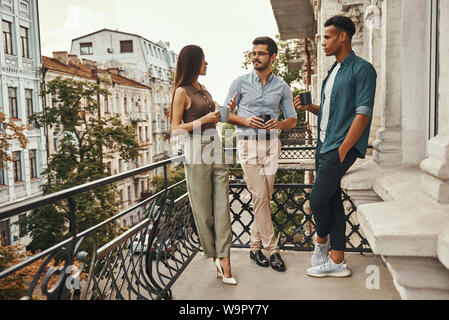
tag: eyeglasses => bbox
[251,51,271,57]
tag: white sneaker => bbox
[311,241,329,267]
[306,256,352,278]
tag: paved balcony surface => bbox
[171,249,400,300]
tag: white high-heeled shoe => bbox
[214,258,237,285]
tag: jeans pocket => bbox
[329,148,341,164]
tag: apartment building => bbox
[42,51,154,228]
[0,0,45,246]
[70,29,177,163]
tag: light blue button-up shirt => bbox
[224,71,297,137]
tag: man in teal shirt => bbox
[295,16,377,278]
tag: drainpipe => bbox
[305,38,312,91]
[96,74,103,164]
[303,38,315,186]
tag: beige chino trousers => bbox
[237,138,281,256]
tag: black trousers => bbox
[310,140,358,251]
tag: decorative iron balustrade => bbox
[0,157,200,300]
[279,146,316,161]
[280,125,317,160]
[229,175,371,253]
[280,125,317,145]
[0,146,371,300]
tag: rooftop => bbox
[43,53,151,89]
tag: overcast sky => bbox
[38,0,280,104]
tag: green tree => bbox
[24,77,139,254]
[149,164,186,200]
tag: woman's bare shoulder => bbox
[173,86,191,109]
[174,86,188,95]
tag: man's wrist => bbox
[277,120,285,130]
[339,143,350,155]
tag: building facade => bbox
[0,0,45,246]
[271,0,449,299]
[70,29,177,163]
[43,51,154,229]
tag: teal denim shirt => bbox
[318,51,377,158]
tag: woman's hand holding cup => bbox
[203,111,220,124]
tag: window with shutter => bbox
[120,40,133,53]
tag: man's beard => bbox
[253,60,270,71]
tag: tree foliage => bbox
[0,111,28,168]
[241,35,306,124]
[149,164,186,200]
[0,245,87,300]
[23,77,139,254]
[242,35,303,87]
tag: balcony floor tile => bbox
[172,249,400,300]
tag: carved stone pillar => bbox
[421,0,449,203]
[372,0,403,166]
[339,0,365,56]
[364,0,383,148]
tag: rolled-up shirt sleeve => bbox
[224,78,241,111]
[281,84,297,119]
[355,63,377,119]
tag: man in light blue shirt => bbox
[225,37,297,272]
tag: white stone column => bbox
[340,0,365,57]
[372,0,402,166]
[364,0,383,148]
[420,0,449,203]
[400,0,429,165]
[13,0,23,69]
[313,0,345,107]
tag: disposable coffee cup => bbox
[299,91,312,106]
[218,105,230,122]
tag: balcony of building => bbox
[0,133,400,300]
[130,111,148,124]
[268,0,449,300]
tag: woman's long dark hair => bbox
[170,45,204,122]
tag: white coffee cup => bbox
[218,105,230,123]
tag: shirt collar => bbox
[189,84,205,95]
[328,51,356,73]
[253,70,275,83]
[339,50,356,67]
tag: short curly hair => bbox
[324,15,356,39]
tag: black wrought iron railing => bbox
[280,125,317,160]
[0,145,371,300]
[228,168,370,253]
[0,157,199,300]
[280,125,317,146]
